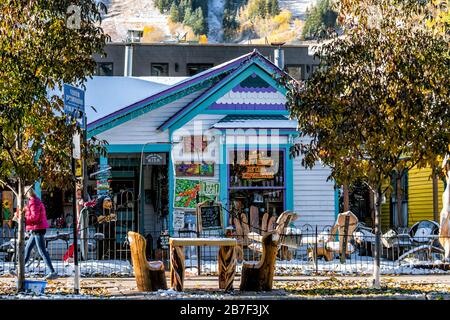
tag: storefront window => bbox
[228,149,285,219]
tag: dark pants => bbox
[24,230,55,273]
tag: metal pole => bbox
[72,149,80,294]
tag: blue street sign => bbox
[64,84,85,128]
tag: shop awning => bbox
[211,115,298,129]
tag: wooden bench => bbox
[128,231,167,292]
[169,237,237,292]
[240,231,279,291]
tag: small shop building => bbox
[85,50,337,244]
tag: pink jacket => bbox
[25,196,49,231]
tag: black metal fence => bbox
[0,224,449,278]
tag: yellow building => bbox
[381,167,445,231]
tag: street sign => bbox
[64,84,85,128]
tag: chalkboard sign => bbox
[196,201,223,232]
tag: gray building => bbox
[93,43,319,81]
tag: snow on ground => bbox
[1,255,448,278]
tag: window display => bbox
[228,149,285,224]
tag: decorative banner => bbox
[1,191,13,221]
[174,179,200,209]
[175,162,214,177]
[174,179,220,209]
[173,210,185,230]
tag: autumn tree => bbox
[285,0,450,288]
[0,0,108,292]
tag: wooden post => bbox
[218,246,236,291]
[170,244,185,291]
[343,183,349,212]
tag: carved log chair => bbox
[128,231,168,291]
[247,211,299,260]
[310,211,359,262]
[240,231,279,291]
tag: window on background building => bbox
[151,63,169,76]
[186,63,214,76]
[228,149,285,223]
[286,65,302,81]
[94,62,114,76]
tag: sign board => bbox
[196,201,223,232]
[159,231,170,249]
[143,153,166,165]
[199,181,219,199]
[64,84,85,128]
[173,210,185,230]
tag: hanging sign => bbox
[143,153,166,165]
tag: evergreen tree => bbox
[301,0,338,40]
[170,2,180,22]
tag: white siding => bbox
[292,138,336,229]
[96,90,207,144]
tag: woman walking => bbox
[16,189,58,280]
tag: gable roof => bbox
[157,59,289,132]
[87,50,289,137]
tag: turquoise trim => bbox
[217,129,299,136]
[220,136,228,227]
[168,147,174,236]
[87,81,212,138]
[205,109,289,115]
[165,63,288,132]
[106,144,171,153]
[285,152,294,211]
[139,165,144,235]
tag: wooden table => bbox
[169,237,237,292]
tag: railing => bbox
[0,225,449,278]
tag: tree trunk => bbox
[369,189,375,229]
[17,181,26,292]
[343,183,349,212]
[373,187,382,289]
[396,174,404,228]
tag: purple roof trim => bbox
[158,57,286,130]
[231,85,278,93]
[208,103,286,111]
[88,51,257,129]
